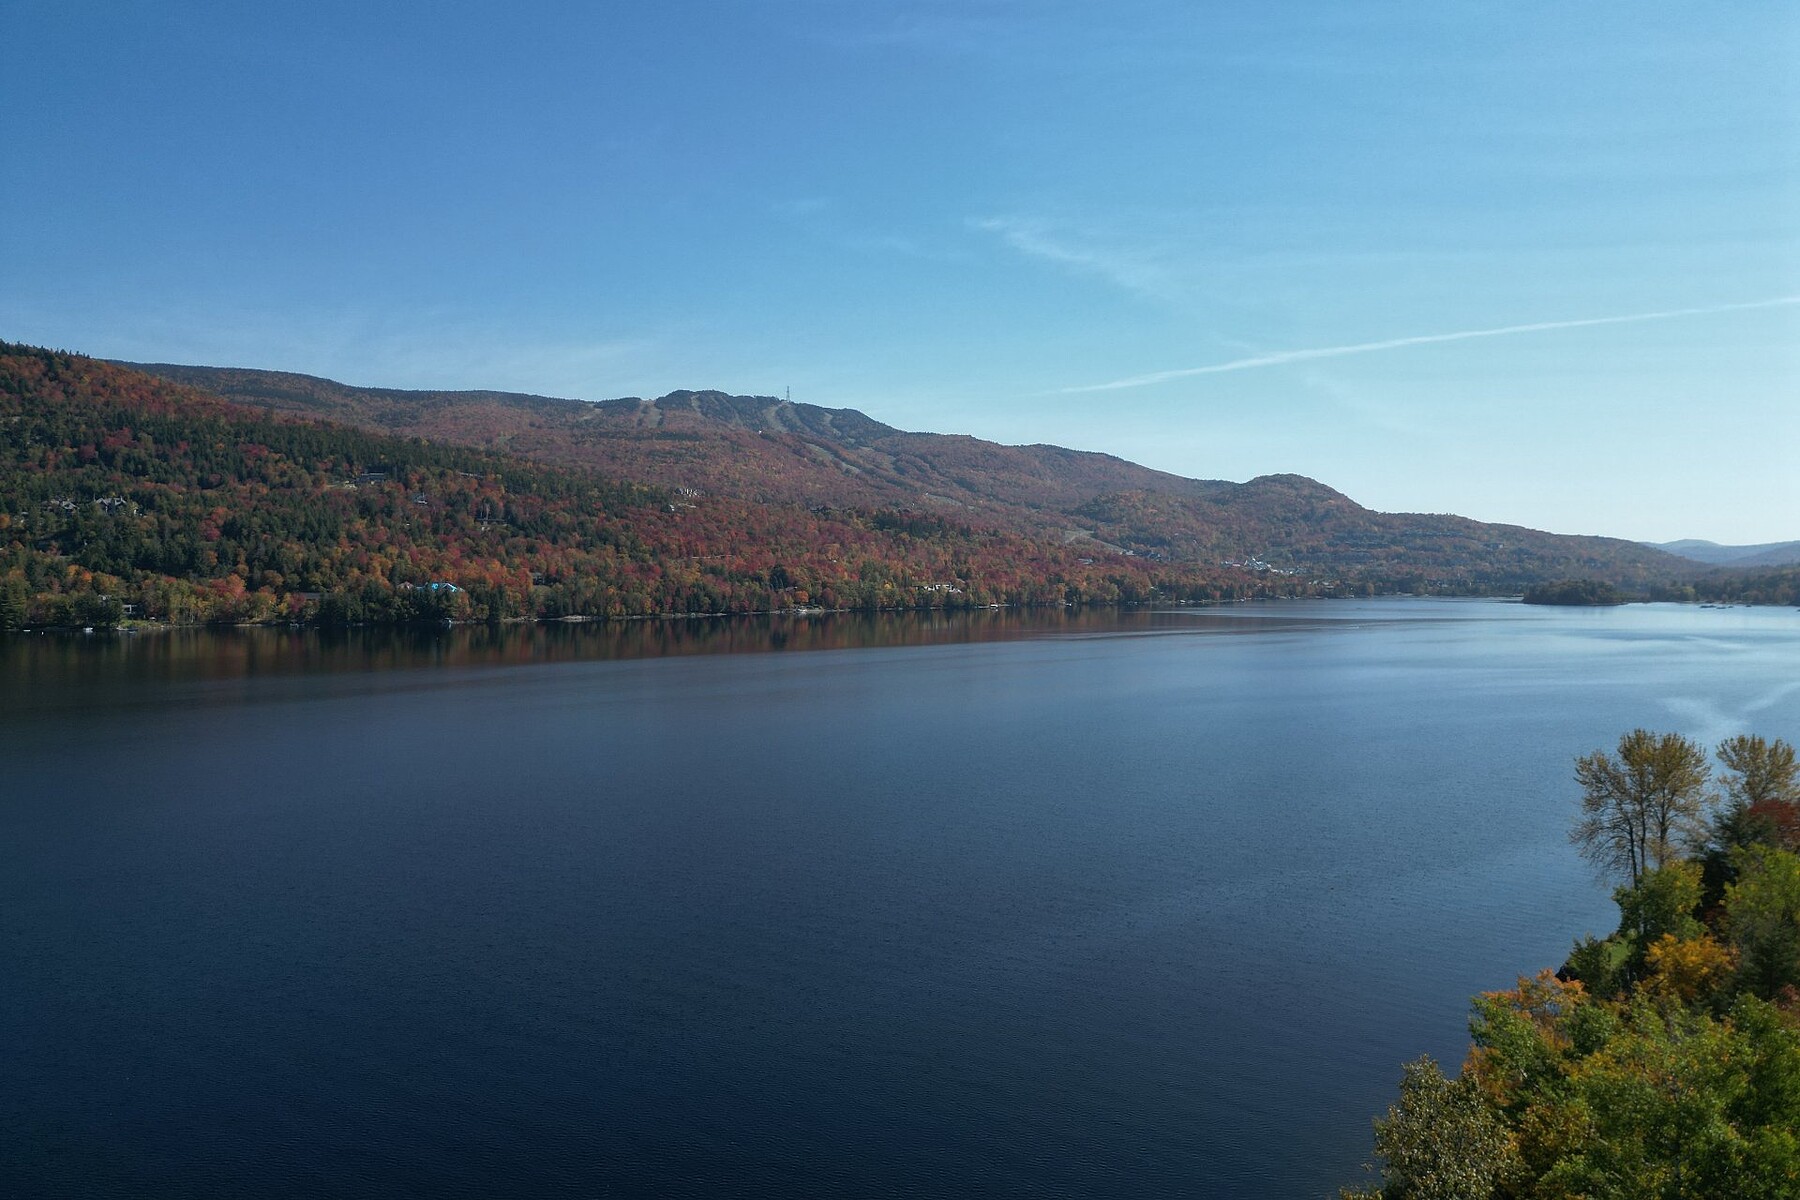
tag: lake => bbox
[4,599,1798,1197]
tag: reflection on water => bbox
[3,609,1081,679]
[0,603,1360,688]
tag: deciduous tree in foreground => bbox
[1349,730,1800,1199]
[1570,728,1710,886]
[1716,733,1800,852]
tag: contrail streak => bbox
[1060,295,1800,393]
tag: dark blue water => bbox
[4,600,1798,1197]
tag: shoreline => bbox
[10,592,1800,638]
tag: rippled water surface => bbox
[5,600,1799,1197]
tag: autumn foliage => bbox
[0,345,1306,628]
[129,359,1709,597]
[1348,733,1800,1199]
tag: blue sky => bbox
[4,2,1796,542]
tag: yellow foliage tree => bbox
[1641,933,1736,1005]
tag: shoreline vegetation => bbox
[2,588,1794,638]
[5,343,1797,634]
[1345,731,1800,1198]
[1521,579,1627,606]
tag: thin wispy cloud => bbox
[771,196,835,218]
[1060,296,1800,393]
[972,216,1184,306]
[774,198,964,263]
[1292,368,1420,440]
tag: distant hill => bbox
[1,345,1320,628]
[122,364,1232,514]
[1647,539,1800,568]
[125,361,1694,593]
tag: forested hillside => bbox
[0,346,1300,628]
[6,345,1777,629]
[129,362,1697,592]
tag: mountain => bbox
[1,345,1316,629]
[1647,539,1800,568]
[125,361,1692,592]
[122,364,1230,515]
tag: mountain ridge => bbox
[119,362,1238,510]
[1647,539,1800,568]
[11,344,1796,630]
[9,345,1319,628]
[120,360,1691,591]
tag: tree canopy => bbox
[1350,730,1800,1199]
[1522,578,1626,606]
[1571,729,1711,886]
[1716,735,1800,852]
